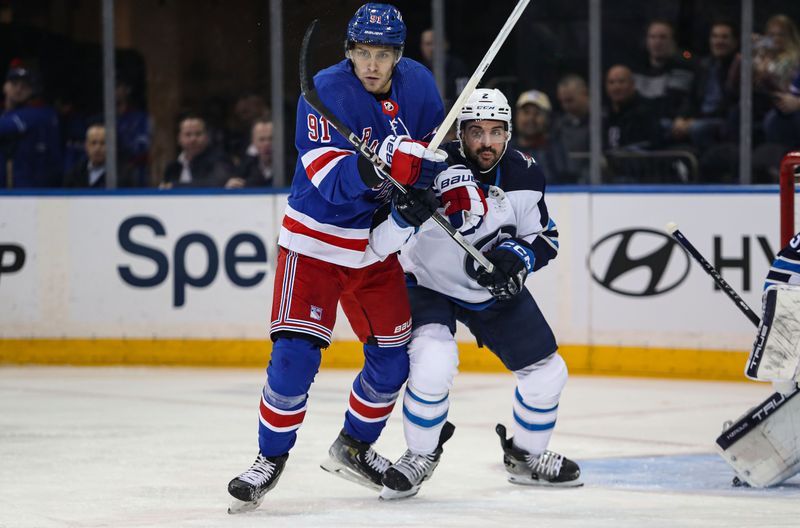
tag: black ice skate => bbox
[380,421,456,500]
[320,429,391,491]
[496,423,582,487]
[227,452,289,514]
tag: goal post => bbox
[779,151,800,247]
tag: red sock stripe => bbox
[259,398,306,429]
[348,392,396,420]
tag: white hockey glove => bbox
[434,165,488,234]
[377,134,448,189]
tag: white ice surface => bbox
[1,367,799,528]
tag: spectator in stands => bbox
[226,92,270,161]
[160,114,235,188]
[553,74,590,182]
[764,70,800,148]
[62,123,134,188]
[0,59,62,188]
[226,119,274,188]
[604,64,661,150]
[753,15,800,97]
[671,20,739,151]
[116,74,152,187]
[419,28,470,109]
[509,89,571,183]
[632,19,695,140]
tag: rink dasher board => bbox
[0,186,781,376]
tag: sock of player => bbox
[511,387,559,455]
[344,372,398,443]
[402,383,450,454]
[257,383,308,457]
[510,353,568,455]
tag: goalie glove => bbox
[391,187,439,229]
[477,238,536,300]
[377,135,448,189]
[434,165,488,234]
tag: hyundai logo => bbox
[588,228,690,297]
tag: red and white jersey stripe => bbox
[279,204,384,268]
[347,390,397,424]
[259,393,307,433]
[301,147,354,187]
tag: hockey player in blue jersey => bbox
[227,3,448,513]
[369,88,582,499]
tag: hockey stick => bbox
[299,19,494,272]
[428,0,530,150]
[666,222,760,327]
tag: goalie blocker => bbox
[746,284,800,383]
[716,387,800,487]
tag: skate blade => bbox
[227,496,264,514]
[320,456,381,491]
[507,475,584,488]
[379,484,420,501]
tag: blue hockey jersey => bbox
[280,57,444,268]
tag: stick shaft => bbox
[671,228,761,327]
[427,0,530,150]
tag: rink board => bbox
[0,187,779,378]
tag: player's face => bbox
[462,120,508,171]
[350,44,398,94]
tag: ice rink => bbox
[1,366,798,528]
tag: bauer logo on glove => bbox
[434,165,488,234]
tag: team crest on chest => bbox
[381,99,400,119]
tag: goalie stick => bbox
[299,19,494,272]
[666,222,761,327]
[667,223,800,487]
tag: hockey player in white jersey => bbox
[717,231,800,487]
[370,88,581,500]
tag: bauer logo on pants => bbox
[588,228,690,297]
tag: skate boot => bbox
[496,424,582,487]
[320,429,391,491]
[380,421,456,500]
[227,452,289,514]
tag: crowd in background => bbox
[1,12,800,189]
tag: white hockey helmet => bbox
[457,88,513,132]
[456,88,512,171]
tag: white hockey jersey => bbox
[370,146,559,306]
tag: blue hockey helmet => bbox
[346,3,406,50]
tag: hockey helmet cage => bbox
[346,3,406,51]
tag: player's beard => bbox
[471,145,501,171]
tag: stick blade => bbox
[299,19,320,96]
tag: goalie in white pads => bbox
[716,232,800,487]
[369,88,581,500]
